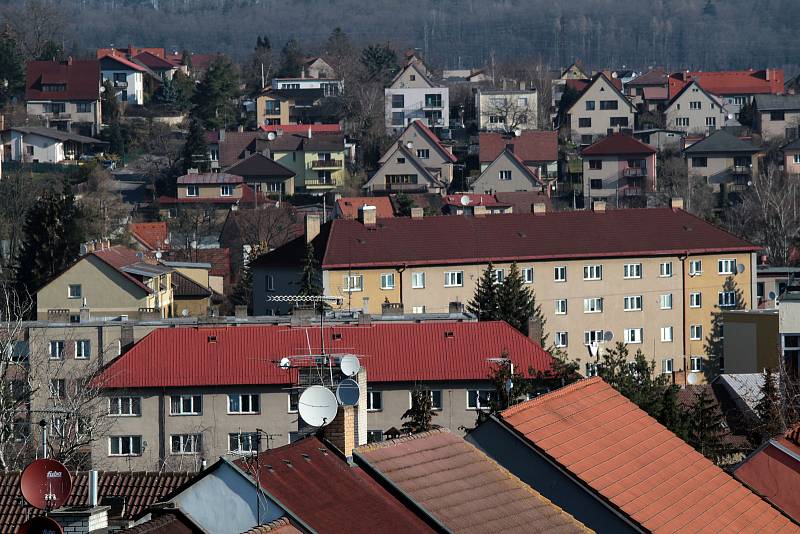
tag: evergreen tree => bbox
[467,263,499,321]
[277,39,303,78]
[36,40,63,61]
[0,34,25,106]
[659,385,688,440]
[230,264,253,314]
[101,80,121,125]
[245,35,273,94]
[394,193,416,217]
[686,387,733,465]
[360,43,398,83]
[597,343,671,419]
[737,100,755,129]
[487,352,531,414]
[704,275,745,380]
[754,367,784,443]
[297,242,322,297]
[182,118,209,174]
[401,385,439,434]
[496,262,545,342]
[171,71,195,111]
[191,56,239,130]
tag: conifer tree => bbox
[401,385,439,434]
[659,385,688,440]
[496,262,545,342]
[467,263,498,321]
[686,387,733,465]
[182,118,209,174]
[278,39,303,78]
[297,242,322,297]
[705,275,745,379]
[754,367,784,443]
[191,56,239,130]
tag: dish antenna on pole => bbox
[266,131,277,141]
[460,194,470,206]
[298,386,338,427]
[340,355,360,377]
[336,379,360,406]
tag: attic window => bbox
[332,333,342,340]
[410,74,416,81]
[444,331,455,338]
[207,335,217,343]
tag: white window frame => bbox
[411,272,425,289]
[466,389,494,410]
[75,339,91,360]
[555,331,568,348]
[109,435,142,456]
[584,330,605,346]
[412,305,426,314]
[170,395,202,416]
[661,358,674,374]
[366,390,383,412]
[416,148,430,159]
[690,292,702,308]
[49,379,65,399]
[67,284,82,299]
[555,299,568,315]
[660,262,673,278]
[108,397,141,416]
[343,274,363,292]
[444,271,464,287]
[493,269,505,285]
[623,263,642,279]
[220,184,233,197]
[660,293,673,310]
[554,266,567,282]
[661,326,674,342]
[718,258,736,275]
[229,432,260,453]
[690,324,703,340]
[410,390,443,411]
[583,264,603,281]
[49,340,64,360]
[186,185,199,197]
[171,434,202,455]
[499,170,512,181]
[623,295,642,311]
[228,393,260,414]
[624,328,643,344]
[584,297,603,313]
[719,291,736,307]
[380,272,395,290]
[585,363,599,377]
[689,260,702,275]
[522,267,534,284]
[690,356,703,373]
[287,391,299,413]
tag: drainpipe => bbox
[679,252,688,386]
[396,264,407,308]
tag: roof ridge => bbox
[501,377,604,417]
[355,427,451,453]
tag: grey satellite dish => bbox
[279,357,291,370]
[603,331,614,342]
[336,379,360,406]
[155,251,162,259]
[298,386,338,427]
[513,128,522,137]
[266,131,277,141]
[687,372,700,385]
[340,355,360,377]
[405,141,414,149]
[769,291,777,300]
[737,263,745,274]
[460,194,470,206]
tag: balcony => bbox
[622,167,647,178]
[304,177,335,188]
[43,112,71,120]
[372,183,429,193]
[731,165,752,175]
[310,159,343,169]
[114,80,128,89]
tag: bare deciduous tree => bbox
[654,153,715,218]
[480,94,535,133]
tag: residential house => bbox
[25,59,102,135]
[566,73,636,144]
[353,429,588,533]
[98,53,148,106]
[256,90,292,126]
[271,77,343,96]
[335,197,395,219]
[172,271,214,317]
[377,120,457,184]
[479,130,558,178]
[257,203,758,379]
[158,172,268,217]
[255,88,339,126]
[551,61,589,111]
[783,138,800,175]
[470,147,543,194]
[467,377,796,533]
[441,194,513,215]
[633,128,684,152]
[93,321,554,469]
[581,133,657,206]
[36,245,174,321]
[133,51,178,81]
[163,248,232,296]
[625,67,668,110]
[474,88,538,131]
[385,61,449,132]
[0,126,105,163]
[164,260,224,303]
[301,56,335,79]
[753,94,800,141]
[225,153,296,196]
[362,143,446,194]
[665,80,728,135]
[755,265,800,308]
[683,130,760,196]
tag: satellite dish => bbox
[405,141,414,149]
[181,308,188,317]
[155,251,162,259]
[298,386,338,427]
[769,291,777,300]
[687,372,700,385]
[727,113,734,120]
[460,194,470,206]
[20,459,72,510]
[279,357,291,370]
[336,378,360,406]
[266,131,277,141]
[16,516,64,534]
[737,263,745,274]
[513,128,522,137]
[340,355,360,377]
[603,331,614,342]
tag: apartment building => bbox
[581,133,657,206]
[566,73,636,144]
[385,61,449,133]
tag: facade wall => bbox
[686,153,756,181]
[177,183,244,200]
[391,125,454,183]
[6,132,63,162]
[471,152,539,193]
[475,91,538,131]
[568,78,635,143]
[26,100,101,134]
[757,110,800,140]
[101,70,144,105]
[784,151,800,175]
[272,149,346,192]
[665,86,727,135]
[367,146,438,193]
[582,153,656,201]
[723,311,779,374]
[255,95,291,126]
[385,87,450,133]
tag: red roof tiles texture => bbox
[501,378,797,533]
[413,120,458,162]
[259,124,342,134]
[668,69,784,99]
[479,131,558,163]
[355,429,589,533]
[581,133,657,156]
[26,60,100,101]
[130,222,170,251]
[98,322,554,388]
[734,433,800,522]
[336,197,395,219]
[241,518,302,533]
[92,245,152,293]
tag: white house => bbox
[1,126,106,163]
[385,61,449,133]
[99,54,147,106]
[271,77,343,96]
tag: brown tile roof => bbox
[581,133,656,156]
[177,172,243,185]
[26,60,100,101]
[479,131,558,163]
[92,245,153,293]
[130,222,170,251]
[240,518,302,533]
[412,121,457,163]
[627,68,667,87]
[493,191,552,213]
[0,471,195,533]
[355,429,590,533]
[133,51,175,71]
[336,197,395,219]
[500,377,797,533]
[120,510,198,533]
[226,153,295,179]
[163,248,232,291]
[172,271,212,298]
[320,207,758,269]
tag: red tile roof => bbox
[412,120,457,163]
[0,471,195,532]
[581,133,656,156]
[163,248,232,290]
[92,245,153,293]
[493,191,552,213]
[26,60,100,101]
[442,194,508,207]
[500,377,797,533]
[97,322,554,389]
[235,437,435,533]
[98,52,148,72]
[320,208,757,269]
[668,69,785,99]
[115,511,197,534]
[627,68,667,87]
[355,429,589,533]
[336,197,395,219]
[259,124,342,135]
[97,46,166,59]
[242,518,302,533]
[565,77,623,93]
[133,51,175,70]
[479,131,558,163]
[176,172,243,185]
[130,222,170,251]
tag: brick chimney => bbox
[532,202,546,214]
[671,197,685,210]
[410,207,424,219]
[305,214,321,243]
[323,405,357,457]
[51,506,110,533]
[358,205,377,226]
[592,200,606,212]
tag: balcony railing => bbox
[310,159,343,169]
[43,112,71,119]
[621,186,645,197]
[304,178,335,187]
[372,183,429,193]
[114,80,128,88]
[731,165,752,175]
[622,167,647,178]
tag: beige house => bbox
[475,89,538,131]
[255,92,291,126]
[470,147,542,193]
[176,172,245,201]
[362,143,446,194]
[581,133,657,206]
[376,120,456,184]
[753,94,800,141]
[665,81,728,136]
[783,138,800,175]
[566,73,636,144]
[683,130,760,193]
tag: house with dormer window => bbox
[25,59,102,135]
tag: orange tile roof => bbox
[130,221,170,251]
[500,377,798,533]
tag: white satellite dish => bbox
[513,128,522,137]
[727,113,734,120]
[687,372,700,385]
[737,263,745,274]
[405,141,414,149]
[155,251,162,259]
[279,357,291,370]
[266,131,277,141]
[336,379,360,406]
[181,308,188,317]
[298,386,338,427]
[340,355,361,377]
[460,194,470,206]
[603,331,614,342]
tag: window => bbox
[609,117,629,127]
[771,111,785,121]
[583,264,602,280]
[170,395,202,415]
[581,135,593,144]
[588,160,602,170]
[794,154,800,165]
[380,273,395,290]
[624,328,643,344]
[624,296,642,311]
[220,185,233,197]
[493,269,504,285]
[690,324,703,340]
[578,117,592,128]
[186,185,199,197]
[343,274,363,292]
[689,260,703,275]
[229,432,260,453]
[660,262,673,277]
[585,100,596,110]
[555,332,568,347]
[690,101,702,110]
[411,390,443,411]
[719,291,736,307]
[367,430,384,443]
[366,390,383,411]
[555,299,568,315]
[75,340,91,359]
[171,434,202,455]
[49,340,64,360]
[424,94,442,108]
[517,96,528,107]
[412,305,426,314]
[228,394,259,414]
[391,112,404,126]
[391,94,404,108]
[489,115,503,124]
[109,436,142,456]
[49,379,65,399]
[706,117,716,127]
[444,271,463,287]
[675,117,690,127]
[287,391,298,413]
[499,170,512,180]
[416,148,430,159]
[108,397,141,416]
[661,327,674,342]
[691,356,703,372]
[411,272,425,289]
[600,100,618,110]
[590,179,603,189]
[68,284,82,299]
[691,157,707,168]
[554,266,567,282]
[718,259,736,275]
[624,263,642,279]
[584,330,605,345]
[585,363,599,377]
[265,274,274,292]
[661,358,674,374]
[76,102,92,113]
[522,267,534,284]
[584,298,603,313]
[467,389,494,410]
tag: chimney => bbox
[322,405,357,457]
[218,129,225,142]
[305,214,321,243]
[307,127,312,139]
[51,505,110,533]
[89,470,98,507]
[671,197,685,210]
[528,317,544,345]
[361,297,370,316]
[505,143,515,153]
[410,207,424,219]
[234,305,248,318]
[67,56,73,66]
[592,200,606,212]
[237,124,244,133]
[358,205,377,226]
[80,300,91,322]
[473,205,488,216]
[532,202,546,214]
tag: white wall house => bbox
[271,77,343,96]
[99,55,146,106]
[385,62,449,133]
[1,126,105,163]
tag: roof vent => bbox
[301,453,311,462]
[332,333,342,340]
[207,335,217,343]
[444,331,455,338]
[282,459,292,467]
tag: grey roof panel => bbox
[684,130,759,154]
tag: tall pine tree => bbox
[277,39,303,78]
[496,262,545,342]
[182,118,209,174]
[297,242,322,296]
[467,263,498,321]
[402,385,439,434]
[754,367,784,443]
[686,387,733,466]
[191,56,239,130]
[705,275,745,380]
